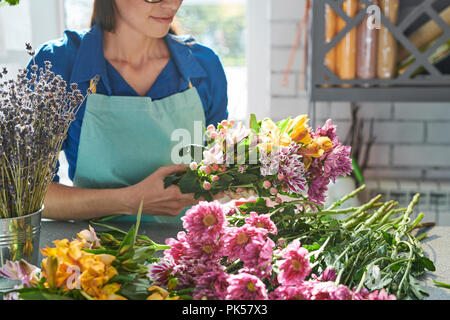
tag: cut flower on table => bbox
[0,187,438,300]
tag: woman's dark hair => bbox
[90,0,180,34]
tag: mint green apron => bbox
[72,81,205,223]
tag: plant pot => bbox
[0,207,42,291]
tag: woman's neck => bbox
[103,22,169,67]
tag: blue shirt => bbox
[30,25,228,183]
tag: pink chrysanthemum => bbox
[307,175,329,206]
[173,261,225,289]
[184,236,224,262]
[245,212,278,235]
[352,288,396,300]
[270,285,306,300]
[239,265,273,280]
[164,231,190,264]
[298,281,352,300]
[226,273,268,300]
[313,119,338,145]
[223,225,274,269]
[322,143,353,183]
[277,239,312,286]
[147,259,175,286]
[193,271,230,300]
[181,201,227,243]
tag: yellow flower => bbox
[316,136,333,151]
[259,123,292,153]
[147,286,180,300]
[93,283,127,300]
[298,142,325,170]
[288,115,313,145]
[40,238,119,299]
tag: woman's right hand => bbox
[122,164,199,217]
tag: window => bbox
[63,0,248,121]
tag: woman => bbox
[31,0,228,221]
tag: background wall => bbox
[268,0,450,182]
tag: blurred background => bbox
[1,0,449,225]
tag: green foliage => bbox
[0,0,20,6]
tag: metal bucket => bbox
[0,208,42,291]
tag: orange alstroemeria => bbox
[147,286,180,300]
[259,120,292,152]
[93,283,127,300]
[298,141,326,170]
[316,136,333,151]
[40,238,119,299]
[288,115,313,145]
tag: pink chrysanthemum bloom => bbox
[239,265,273,280]
[270,285,307,300]
[181,201,227,243]
[307,175,329,206]
[277,239,312,286]
[245,212,278,235]
[299,281,352,300]
[184,236,224,263]
[173,260,225,289]
[313,119,338,145]
[366,289,397,300]
[310,267,337,282]
[226,273,268,300]
[278,144,307,194]
[147,259,175,286]
[164,231,190,264]
[322,143,353,183]
[223,225,274,269]
[193,271,230,300]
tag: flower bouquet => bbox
[0,188,438,300]
[164,114,353,206]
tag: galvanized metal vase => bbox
[0,207,42,291]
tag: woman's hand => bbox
[122,164,199,217]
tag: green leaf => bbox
[434,281,450,290]
[278,117,291,134]
[82,248,117,255]
[421,257,436,272]
[163,174,182,189]
[117,225,136,256]
[382,231,394,245]
[234,173,258,185]
[119,278,153,300]
[179,170,202,194]
[19,290,75,300]
[249,113,260,133]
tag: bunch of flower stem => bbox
[0,44,94,218]
[239,185,434,299]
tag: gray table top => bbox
[39,220,450,300]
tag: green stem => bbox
[326,184,366,210]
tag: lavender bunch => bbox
[0,44,97,218]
